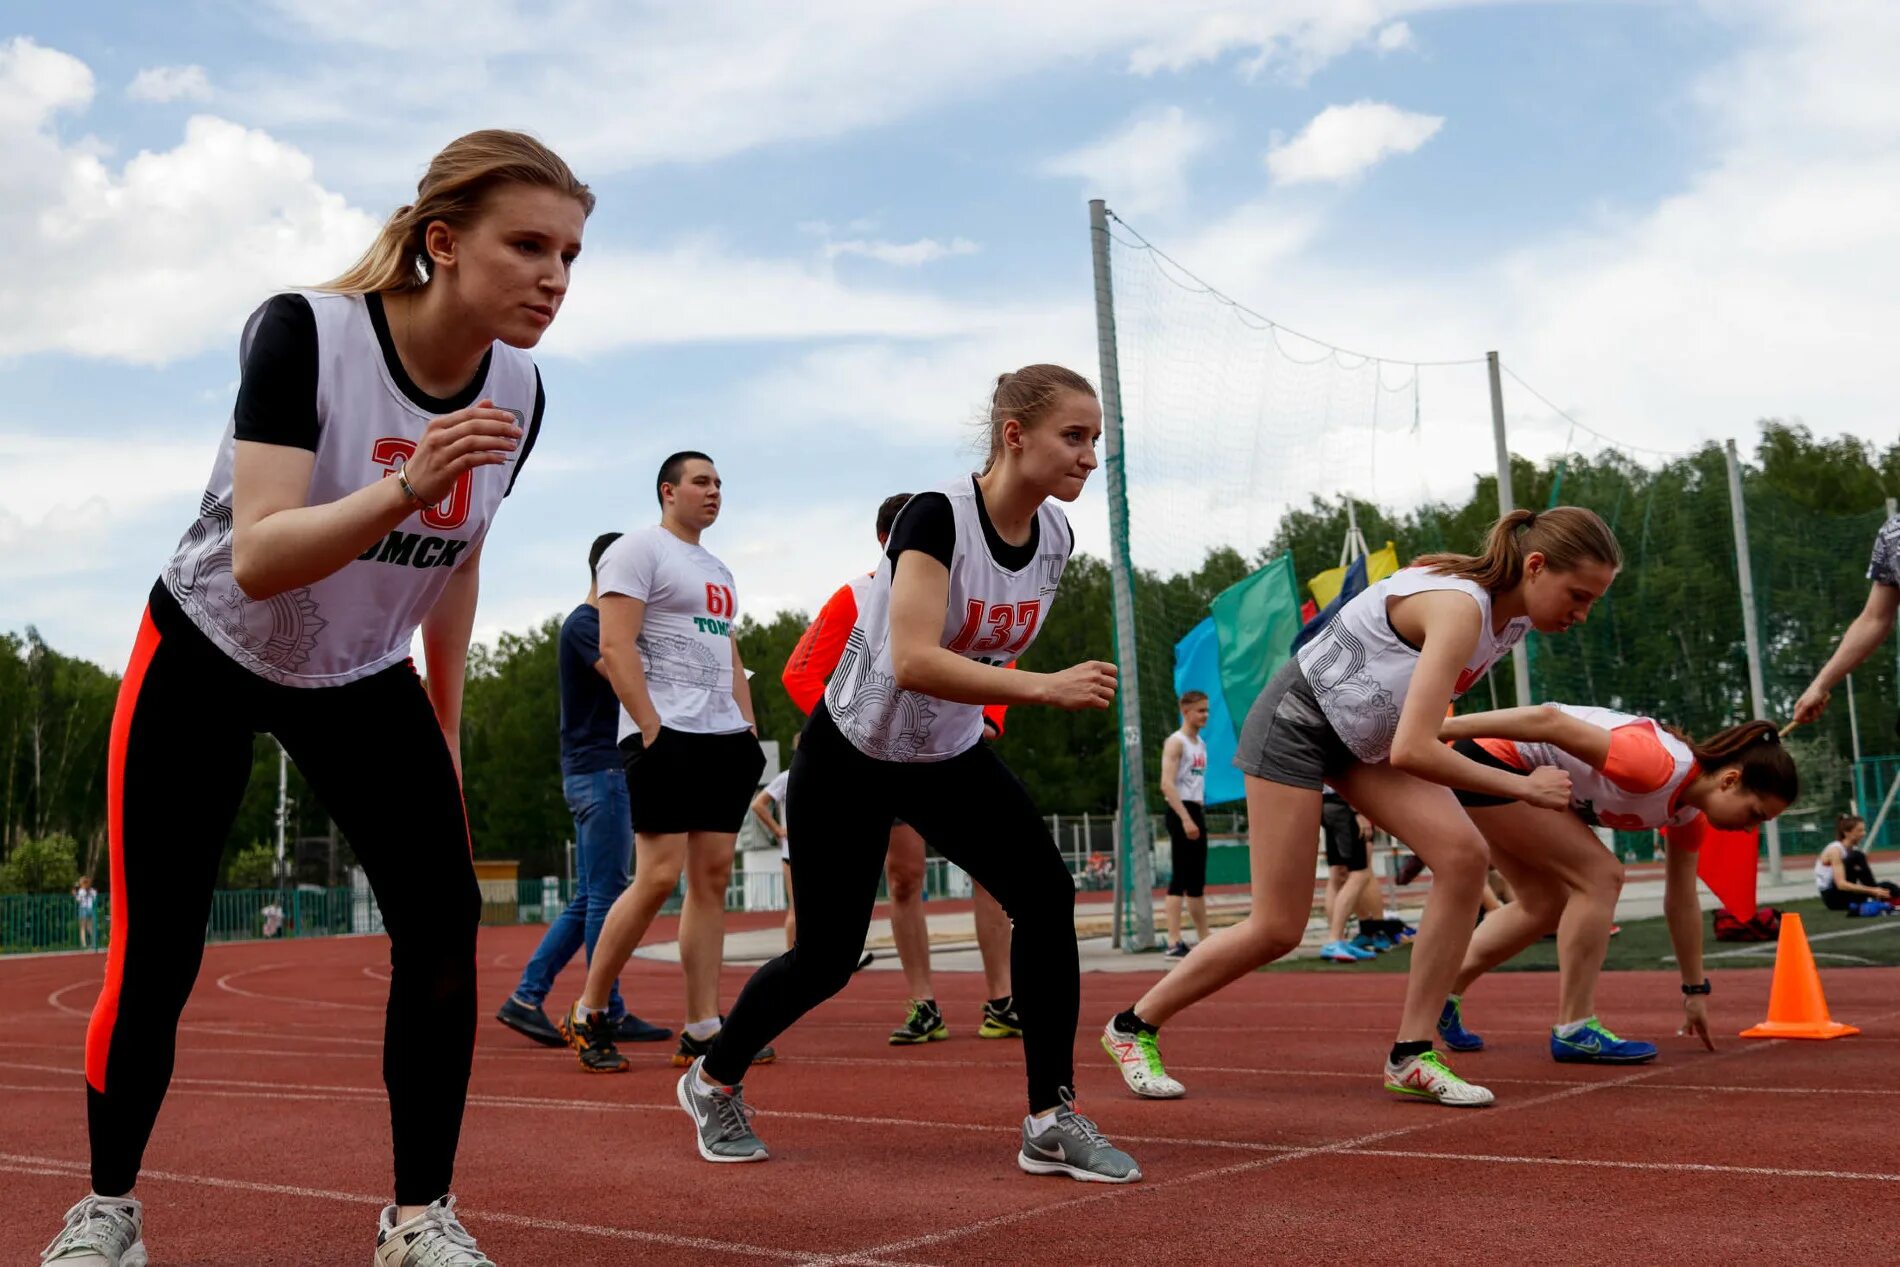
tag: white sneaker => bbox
[1100,1018,1186,1099]
[40,1193,146,1266]
[374,1196,495,1266]
[1383,1050,1495,1107]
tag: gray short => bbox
[1235,658,1356,790]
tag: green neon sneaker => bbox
[978,997,1023,1039]
[1550,1017,1658,1064]
[1101,1017,1185,1099]
[1383,1049,1494,1107]
[888,998,948,1045]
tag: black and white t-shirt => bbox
[1869,515,1900,587]
[825,476,1072,763]
[594,524,749,738]
[163,291,542,687]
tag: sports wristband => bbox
[1681,981,1712,996]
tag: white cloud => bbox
[1376,21,1414,51]
[237,3,1440,178]
[0,38,377,364]
[1265,100,1444,186]
[823,237,981,267]
[127,64,212,102]
[1042,106,1216,217]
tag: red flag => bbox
[1667,817,1759,921]
[1299,599,1317,624]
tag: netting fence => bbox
[1096,201,1900,944]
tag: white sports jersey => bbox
[1296,567,1532,763]
[827,478,1071,762]
[764,769,791,861]
[1169,729,1208,804]
[163,291,537,687]
[1492,704,1700,831]
[1815,843,1843,892]
[595,525,748,738]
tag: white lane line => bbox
[1346,1148,1900,1183]
[0,1153,895,1264]
[215,963,384,1012]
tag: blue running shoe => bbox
[1437,997,1484,1051]
[1321,940,1375,962]
[1550,1018,1657,1064]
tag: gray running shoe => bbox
[41,1194,146,1266]
[1016,1092,1142,1184]
[677,1057,770,1163]
[374,1196,495,1266]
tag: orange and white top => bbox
[1476,703,1702,834]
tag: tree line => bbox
[4,421,1895,888]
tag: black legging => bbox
[88,581,478,1205]
[705,704,1078,1110]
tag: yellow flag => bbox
[1307,542,1400,608]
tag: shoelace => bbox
[410,1197,488,1265]
[1135,1031,1169,1076]
[42,1196,132,1258]
[710,1086,758,1140]
[1415,1052,1463,1082]
[1054,1089,1110,1149]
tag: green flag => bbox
[1210,554,1302,724]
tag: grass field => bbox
[1267,897,1900,973]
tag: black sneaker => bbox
[559,1002,629,1073]
[888,999,948,1045]
[672,1017,777,1068]
[1163,941,1190,960]
[495,996,566,1048]
[979,998,1023,1040]
[613,1012,674,1043]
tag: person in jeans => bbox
[496,532,670,1048]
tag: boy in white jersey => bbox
[1160,691,1212,958]
[560,452,770,1074]
[1437,704,1797,1061]
[1104,508,1620,1108]
[679,365,1140,1184]
[750,755,795,947]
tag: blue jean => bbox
[514,768,633,1017]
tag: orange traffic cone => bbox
[1739,913,1860,1040]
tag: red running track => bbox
[5,918,1900,1265]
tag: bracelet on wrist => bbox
[1681,980,1712,996]
[394,456,436,509]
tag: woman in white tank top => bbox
[1103,508,1622,1110]
[1437,705,1798,1062]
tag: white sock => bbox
[1026,1108,1060,1136]
[1446,994,1461,1005]
[684,1017,722,1042]
[1555,1017,1593,1038]
[574,1002,603,1022]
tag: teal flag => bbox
[1171,617,1243,805]
[1210,554,1302,725]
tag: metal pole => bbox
[1488,352,1533,706]
[1724,438,1782,882]
[1888,497,1898,716]
[1090,198,1157,951]
[1848,674,1866,820]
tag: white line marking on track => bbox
[0,1153,905,1264]
[216,963,384,1011]
[1346,1148,1900,1183]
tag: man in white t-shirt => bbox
[560,451,770,1073]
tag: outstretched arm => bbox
[1439,705,1613,770]
[1663,843,1714,1050]
[1795,583,1900,724]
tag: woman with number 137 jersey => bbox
[42,131,592,1267]
[676,365,1144,1184]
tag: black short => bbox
[1450,738,1519,808]
[1321,799,1368,870]
[1165,802,1207,897]
[621,726,766,835]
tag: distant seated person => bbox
[261,900,286,939]
[1815,813,1899,913]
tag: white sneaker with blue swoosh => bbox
[1016,1091,1142,1183]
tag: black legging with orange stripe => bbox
[89,580,479,1205]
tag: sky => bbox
[4,1,1898,673]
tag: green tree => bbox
[0,832,82,894]
[225,842,280,890]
